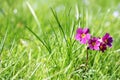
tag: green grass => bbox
[0,0,120,80]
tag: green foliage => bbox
[0,0,120,80]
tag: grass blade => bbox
[49,20,59,43]
[0,28,8,55]
[51,8,67,43]
[26,1,41,33]
[25,25,51,53]
[11,63,29,80]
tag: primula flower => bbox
[99,43,107,52]
[88,37,100,50]
[102,33,113,47]
[75,28,91,44]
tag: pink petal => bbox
[86,34,91,40]
[75,34,81,41]
[94,46,99,50]
[105,33,110,37]
[83,28,89,34]
[76,28,83,34]
[81,38,87,44]
[89,45,94,50]
[102,33,110,41]
[96,41,100,46]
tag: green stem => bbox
[86,48,88,66]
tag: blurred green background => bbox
[0,0,120,80]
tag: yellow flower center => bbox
[100,45,103,49]
[105,39,108,43]
[81,33,86,38]
[92,42,96,46]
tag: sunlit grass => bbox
[0,0,120,80]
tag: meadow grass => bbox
[0,0,120,80]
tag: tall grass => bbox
[0,0,120,80]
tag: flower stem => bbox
[86,48,88,66]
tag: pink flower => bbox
[102,33,113,47]
[88,37,100,50]
[75,28,91,44]
[99,43,107,52]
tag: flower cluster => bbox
[75,28,113,52]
